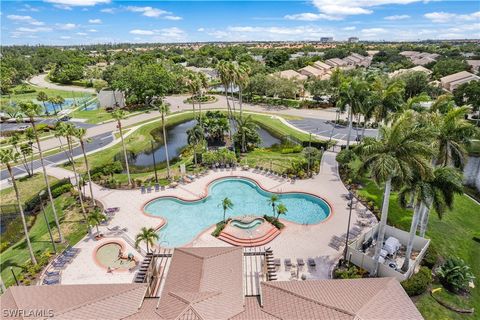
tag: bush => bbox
[436,258,475,293]
[263,215,285,229]
[51,184,72,198]
[334,264,368,279]
[211,221,226,237]
[401,267,432,296]
[336,149,356,165]
[421,245,439,269]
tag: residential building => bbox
[440,71,480,91]
[274,69,308,81]
[298,65,325,78]
[325,58,346,68]
[467,60,480,73]
[320,37,334,43]
[399,51,440,66]
[312,60,332,72]
[348,37,359,43]
[0,247,423,320]
[185,66,218,80]
[389,65,433,78]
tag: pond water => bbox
[125,119,283,168]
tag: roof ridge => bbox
[174,305,205,320]
[261,281,355,317]
[55,284,147,317]
[168,291,220,304]
[354,277,397,317]
[177,247,239,260]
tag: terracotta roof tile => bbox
[230,297,279,320]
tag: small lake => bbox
[123,119,283,168]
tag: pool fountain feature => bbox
[219,216,280,247]
[95,241,137,271]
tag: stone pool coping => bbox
[92,239,137,273]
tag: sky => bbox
[1,0,479,45]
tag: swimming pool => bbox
[95,242,136,270]
[144,178,331,247]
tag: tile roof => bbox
[276,70,307,81]
[325,58,346,67]
[313,61,332,70]
[298,65,324,76]
[1,284,147,320]
[441,71,479,84]
[156,247,244,320]
[230,297,280,320]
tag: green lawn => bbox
[0,193,89,287]
[0,173,58,205]
[1,84,92,105]
[70,108,115,124]
[356,179,480,320]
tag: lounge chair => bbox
[155,183,160,192]
[147,186,152,193]
[52,260,66,268]
[45,270,61,277]
[284,258,292,269]
[43,277,60,285]
[328,242,341,250]
[141,186,146,194]
[307,258,316,267]
[274,258,281,267]
[296,258,305,267]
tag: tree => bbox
[432,58,469,79]
[111,109,132,186]
[75,127,95,205]
[37,91,49,114]
[396,71,429,99]
[187,124,204,167]
[49,63,84,84]
[358,111,435,275]
[55,96,65,111]
[453,81,480,123]
[216,60,234,143]
[234,115,260,152]
[276,203,288,221]
[185,72,200,118]
[264,50,289,68]
[434,106,478,168]
[268,194,279,218]
[430,94,456,114]
[156,101,171,179]
[47,96,57,115]
[370,77,405,124]
[135,227,159,253]
[9,133,32,177]
[301,147,320,175]
[19,102,64,242]
[0,148,37,265]
[87,209,105,235]
[221,197,233,222]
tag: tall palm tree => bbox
[268,194,279,218]
[47,96,58,115]
[399,166,463,271]
[197,72,209,125]
[111,109,132,186]
[74,127,95,205]
[9,133,32,177]
[54,122,73,164]
[370,78,405,126]
[337,77,369,149]
[62,123,90,228]
[185,72,200,119]
[216,61,234,141]
[37,91,49,114]
[187,124,204,167]
[236,63,250,119]
[433,106,478,169]
[19,102,64,242]
[0,148,37,265]
[156,101,171,178]
[135,227,159,253]
[55,96,65,111]
[87,209,105,235]
[276,203,288,221]
[221,197,233,222]
[235,114,258,153]
[358,111,435,275]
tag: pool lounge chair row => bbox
[43,247,80,285]
[279,257,316,270]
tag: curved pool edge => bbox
[93,239,135,273]
[141,175,334,229]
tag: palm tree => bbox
[337,77,369,149]
[216,61,234,141]
[236,63,250,119]
[111,109,132,186]
[156,101,171,178]
[358,111,435,275]
[399,166,463,271]
[55,96,65,111]
[37,91,49,114]
[235,114,258,152]
[87,209,105,235]
[185,72,200,119]
[434,106,478,169]
[418,166,464,237]
[54,122,73,164]
[187,124,204,167]
[47,96,58,115]
[9,133,32,177]
[19,102,64,242]
[370,78,405,126]
[268,194,279,218]
[74,127,95,205]
[221,197,233,222]
[276,203,288,221]
[197,72,209,125]
[0,148,37,265]
[62,123,90,228]
[135,227,159,253]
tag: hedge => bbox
[24,178,72,212]
[401,266,432,296]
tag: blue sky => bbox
[1,0,479,45]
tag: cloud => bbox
[100,8,115,14]
[53,4,72,10]
[284,13,341,21]
[130,29,155,35]
[205,25,331,41]
[16,27,52,33]
[60,36,71,39]
[360,27,388,38]
[88,29,98,32]
[129,27,186,41]
[19,4,40,12]
[7,15,45,26]
[424,11,480,23]
[56,23,77,30]
[88,18,102,24]
[197,28,205,32]
[165,15,182,20]
[343,26,356,30]
[384,14,410,20]
[44,0,110,6]
[125,6,182,19]
[309,0,425,18]
[76,32,87,36]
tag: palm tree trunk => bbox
[419,202,430,237]
[198,94,203,126]
[373,177,392,275]
[162,113,171,178]
[57,136,73,164]
[118,121,132,186]
[80,140,95,206]
[31,117,64,242]
[7,164,37,265]
[346,106,353,150]
[191,96,196,119]
[401,201,422,272]
[14,145,32,177]
[67,137,89,226]
[223,209,226,222]
[224,83,233,142]
[193,147,197,166]
[146,241,149,253]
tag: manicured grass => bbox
[0,193,89,287]
[356,179,480,320]
[1,84,92,105]
[0,173,58,205]
[70,108,115,124]
[241,148,302,172]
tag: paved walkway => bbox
[44,152,375,284]
[28,73,96,93]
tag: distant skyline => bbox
[1,0,479,45]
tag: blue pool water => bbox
[144,178,331,247]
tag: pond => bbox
[123,119,283,168]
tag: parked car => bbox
[58,115,72,121]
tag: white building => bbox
[440,71,480,91]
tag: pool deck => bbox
[45,151,375,284]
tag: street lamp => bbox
[343,186,354,265]
[151,141,159,184]
[39,190,57,253]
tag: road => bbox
[28,73,96,94]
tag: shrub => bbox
[336,149,356,165]
[436,258,475,293]
[334,264,367,279]
[51,184,73,198]
[263,215,285,229]
[421,245,439,269]
[211,221,226,237]
[401,267,432,296]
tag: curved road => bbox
[28,73,96,94]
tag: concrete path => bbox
[44,152,376,284]
[28,73,96,94]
